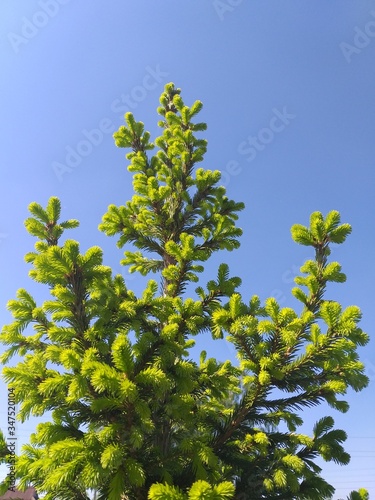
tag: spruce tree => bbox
[0,431,8,461]
[0,83,370,499]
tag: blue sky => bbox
[1,1,375,497]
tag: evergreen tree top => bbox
[0,83,369,500]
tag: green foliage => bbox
[0,430,7,462]
[100,83,244,297]
[148,480,235,500]
[345,489,370,500]
[0,84,369,499]
[24,197,79,249]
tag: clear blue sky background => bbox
[1,1,374,497]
